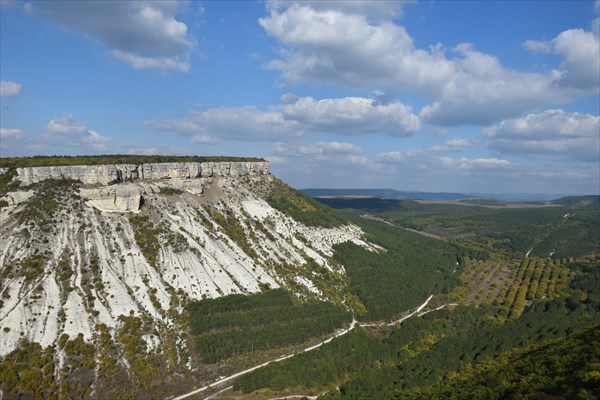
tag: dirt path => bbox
[360,214,443,240]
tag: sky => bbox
[0,0,599,196]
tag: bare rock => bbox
[80,184,143,212]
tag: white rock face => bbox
[0,190,34,205]
[15,164,139,185]
[141,163,200,180]
[12,161,270,186]
[0,165,377,359]
[158,179,204,195]
[80,184,144,212]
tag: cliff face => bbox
[13,161,270,186]
[0,162,377,364]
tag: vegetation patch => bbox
[0,154,265,168]
[0,166,20,194]
[267,179,346,228]
[317,196,600,259]
[18,256,46,281]
[333,217,475,320]
[158,186,184,196]
[212,210,257,258]
[129,213,189,267]
[397,324,600,400]
[187,289,351,363]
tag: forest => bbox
[317,196,600,259]
[232,195,599,399]
[187,289,352,363]
[235,261,600,398]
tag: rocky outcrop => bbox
[0,190,34,205]
[80,184,144,212]
[12,161,269,186]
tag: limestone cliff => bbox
[12,161,269,186]
[0,162,378,362]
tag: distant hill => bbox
[300,188,472,201]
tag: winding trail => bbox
[360,214,443,240]
[169,295,434,400]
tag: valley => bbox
[0,158,598,400]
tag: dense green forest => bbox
[0,154,264,168]
[397,325,600,400]
[187,289,352,363]
[231,195,600,399]
[317,196,600,259]
[332,217,479,321]
[235,262,600,398]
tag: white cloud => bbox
[112,50,190,73]
[379,149,426,163]
[46,113,112,151]
[47,113,87,134]
[439,157,514,171]
[525,28,600,89]
[259,3,597,126]
[274,139,380,171]
[266,156,287,165]
[275,140,362,157]
[266,0,411,20]
[147,94,419,140]
[260,5,453,94]
[127,147,159,156]
[484,109,600,162]
[40,1,194,72]
[146,118,204,136]
[124,144,190,156]
[84,130,111,151]
[0,80,21,97]
[419,44,563,126]
[0,128,25,138]
[281,96,419,136]
[429,137,476,152]
[191,135,218,144]
[379,150,515,175]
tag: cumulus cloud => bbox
[112,50,190,73]
[274,139,379,171]
[0,80,22,97]
[281,96,419,136]
[127,147,159,156]
[191,135,218,144]
[0,128,25,138]
[147,106,301,140]
[40,1,194,72]
[266,0,411,20]
[379,149,426,163]
[379,149,515,175]
[260,5,453,94]
[46,113,112,151]
[146,95,419,140]
[274,140,362,157]
[439,157,514,171]
[259,2,596,126]
[429,137,476,152]
[483,109,600,162]
[524,28,600,89]
[47,113,87,134]
[266,156,287,165]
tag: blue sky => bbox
[1,0,599,196]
